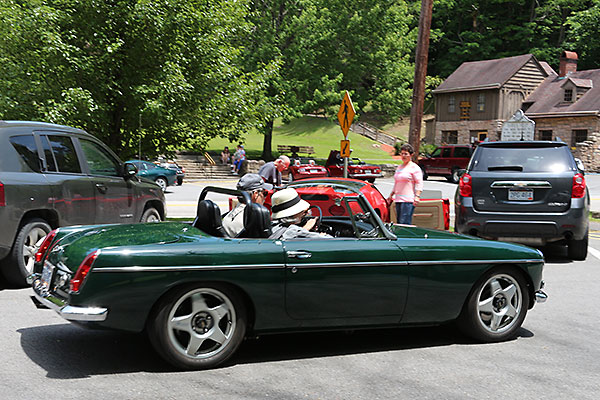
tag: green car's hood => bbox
[47,222,205,273]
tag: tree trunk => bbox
[261,118,274,161]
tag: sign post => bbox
[337,91,355,178]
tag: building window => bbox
[442,130,458,144]
[539,130,552,141]
[477,94,485,112]
[564,88,573,102]
[460,101,470,120]
[448,96,455,113]
[572,129,587,146]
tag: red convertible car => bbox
[325,150,383,183]
[288,158,328,181]
[259,177,449,230]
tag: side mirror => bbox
[123,162,138,179]
[574,158,585,173]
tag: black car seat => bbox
[192,199,225,237]
[240,203,272,238]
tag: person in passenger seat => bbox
[269,188,332,240]
[222,174,272,237]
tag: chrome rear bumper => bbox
[535,290,548,303]
[31,276,108,322]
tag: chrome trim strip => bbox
[31,289,108,322]
[491,181,552,189]
[408,259,543,266]
[93,263,285,272]
[92,258,541,273]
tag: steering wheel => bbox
[307,204,323,231]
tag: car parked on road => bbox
[0,121,166,285]
[325,150,383,182]
[455,140,589,260]
[31,181,546,370]
[127,160,177,191]
[157,161,185,185]
[288,158,328,181]
[418,144,474,183]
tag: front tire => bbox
[419,166,428,180]
[447,168,460,184]
[1,218,51,286]
[458,267,529,342]
[141,207,161,223]
[148,284,247,370]
[568,229,588,261]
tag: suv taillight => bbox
[0,181,5,206]
[459,173,472,197]
[70,250,99,293]
[35,229,58,263]
[572,173,586,198]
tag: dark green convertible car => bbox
[30,181,547,370]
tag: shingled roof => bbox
[525,69,600,117]
[433,54,546,93]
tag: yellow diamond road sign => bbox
[338,91,355,138]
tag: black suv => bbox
[0,121,166,285]
[455,141,589,260]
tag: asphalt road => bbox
[1,175,599,398]
[0,247,598,399]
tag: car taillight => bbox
[329,205,346,216]
[459,173,472,197]
[70,250,99,293]
[0,181,5,206]
[35,229,58,263]
[572,173,586,198]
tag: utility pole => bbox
[408,0,433,161]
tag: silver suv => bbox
[455,141,589,260]
[0,121,166,286]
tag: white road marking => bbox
[588,246,600,260]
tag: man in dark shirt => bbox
[258,155,290,186]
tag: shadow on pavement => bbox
[18,323,534,377]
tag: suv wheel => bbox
[141,207,161,223]
[1,218,51,286]
[568,229,588,261]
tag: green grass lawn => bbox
[206,116,397,163]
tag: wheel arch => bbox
[143,200,166,221]
[19,209,60,230]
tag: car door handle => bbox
[95,183,108,194]
[287,250,312,259]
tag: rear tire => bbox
[447,168,460,184]
[419,166,428,180]
[155,177,168,192]
[1,218,51,286]
[568,229,588,261]
[148,283,247,370]
[457,267,529,342]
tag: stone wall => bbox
[531,115,600,145]
[435,119,504,145]
[574,131,600,172]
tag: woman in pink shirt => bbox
[387,143,423,224]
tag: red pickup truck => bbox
[418,144,474,184]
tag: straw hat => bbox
[271,188,310,219]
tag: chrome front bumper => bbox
[31,276,108,322]
[535,290,548,303]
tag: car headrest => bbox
[193,199,224,237]
[242,203,272,238]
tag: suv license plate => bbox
[41,263,55,291]
[508,189,533,201]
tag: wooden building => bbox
[431,54,552,145]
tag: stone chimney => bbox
[559,51,578,77]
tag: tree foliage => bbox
[0,0,265,158]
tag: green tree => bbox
[244,0,418,160]
[0,0,264,158]
[565,1,600,70]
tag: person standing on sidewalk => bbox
[259,155,290,186]
[387,143,423,224]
